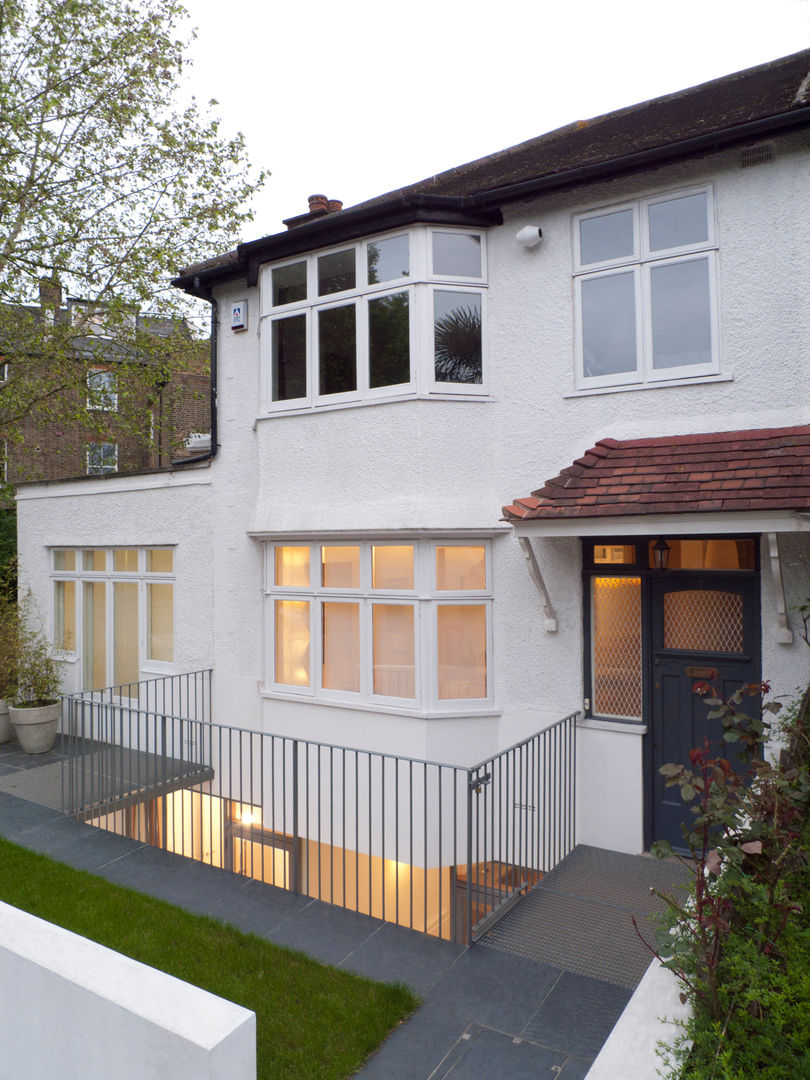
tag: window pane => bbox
[54,581,76,651]
[372,604,414,698]
[436,546,486,590]
[581,272,637,378]
[648,193,708,251]
[594,544,636,564]
[272,314,307,401]
[367,235,409,283]
[580,209,634,265]
[275,599,310,687]
[369,292,409,388]
[147,549,173,573]
[434,291,482,384]
[437,605,487,699]
[87,369,117,410]
[651,259,712,369]
[87,442,117,474]
[372,546,414,590]
[54,550,75,572]
[432,232,482,277]
[113,548,138,572]
[321,546,359,588]
[147,583,174,663]
[322,602,360,692]
[648,539,755,571]
[114,581,140,683]
[83,580,106,690]
[318,305,356,395]
[272,261,307,306]
[591,577,641,719]
[275,546,310,587]
[318,249,355,295]
[83,549,105,571]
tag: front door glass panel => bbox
[591,576,642,719]
[662,590,743,653]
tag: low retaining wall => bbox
[586,960,690,1080]
[0,901,256,1080]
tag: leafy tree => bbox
[0,0,265,473]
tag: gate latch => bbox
[469,771,491,794]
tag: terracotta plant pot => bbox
[0,699,11,745]
[8,702,60,754]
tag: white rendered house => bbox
[16,52,810,899]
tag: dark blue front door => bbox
[649,576,760,848]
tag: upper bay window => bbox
[573,188,719,390]
[265,540,492,712]
[262,228,487,412]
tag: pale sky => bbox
[180,0,810,244]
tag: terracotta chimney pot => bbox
[327,199,343,212]
[308,194,328,213]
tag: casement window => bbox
[261,228,487,412]
[51,548,174,691]
[87,368,118,411]
[87,442,118,475]
[573,188,719,390]
[265,540,492,711]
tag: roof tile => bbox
[502,425,810,522]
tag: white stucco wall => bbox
[14,127,810,855]
[16,470,214,695]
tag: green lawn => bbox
[0,836,418,1079]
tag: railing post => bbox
[465,767,474,946]
[291,739,300,894]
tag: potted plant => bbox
[0,596,20,744]
[8,607,64,754]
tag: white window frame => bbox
[573,186,720,391]
[50,547,176,687]
[260,226,488,413]
[86,442,118,475]
[86,367,118,411]
[264,539,493,714]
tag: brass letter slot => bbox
[685,665,716,678]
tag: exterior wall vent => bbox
[739,143,774,168]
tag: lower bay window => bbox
[52,547,174,691]
[266,540,492,711]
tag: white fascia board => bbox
[16,469,213,502]
[511,510,810,537]
[247,526,513,540]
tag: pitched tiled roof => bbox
[503,427,810,521]
[175,50,810,291]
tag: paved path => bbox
[0,737,687,1079]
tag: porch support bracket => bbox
[767,532,793,645]
[517,537,558,632]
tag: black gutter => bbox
[467,105,810,207]
[171,282,218,468]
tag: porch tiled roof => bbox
[503,426,810,521]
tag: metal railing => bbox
[63,674,575,943]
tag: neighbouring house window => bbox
[86,368,118,411]
[261,226,487,411]
[266,540,491,710]
[87,442,118,475]
[51,547,174,690]
[573,187,718,389]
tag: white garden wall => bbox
[0,901,255,1080]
